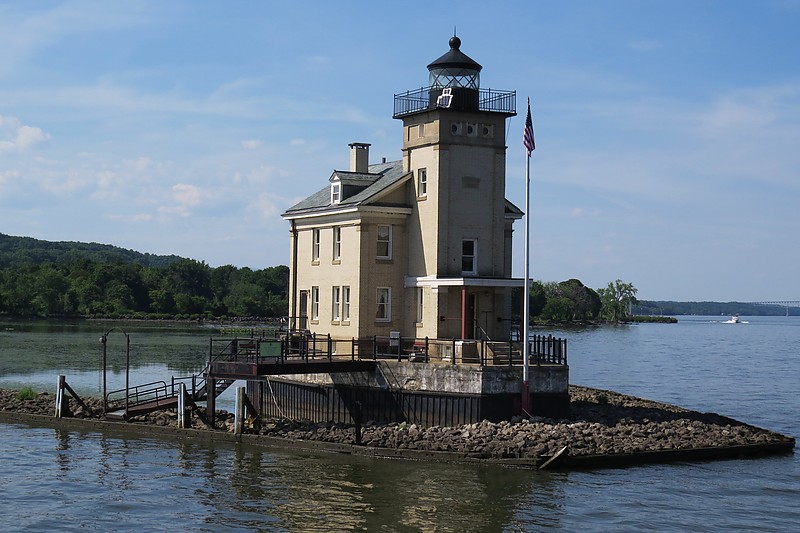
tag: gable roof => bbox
[282,160,411,218]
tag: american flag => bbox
[523,98,535,156]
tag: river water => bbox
[0,317,797,531]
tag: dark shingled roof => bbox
[282,160,410,216]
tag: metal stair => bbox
[105,337,252,421]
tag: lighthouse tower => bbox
[394,36,521,340]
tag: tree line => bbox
[0,258,288,319]
[519,278,639,323]
[1,234,644,322]
[0,233,289,319]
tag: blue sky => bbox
[1,1,798,302]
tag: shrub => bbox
[16,386,37,401]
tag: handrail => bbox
[106,380,169,410]
[393,86,516,117]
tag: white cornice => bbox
[405,275,525,289]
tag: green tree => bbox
[598,279,638,321]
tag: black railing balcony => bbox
[393,86,516,118]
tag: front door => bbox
[298,291,308,330]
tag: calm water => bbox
[0,317,798,531]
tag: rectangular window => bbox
[331,182,341,204]
[418,168,427,197]
[416,287,424,323]
[333,226,341,260]
[342,286,351,321]
[376,287,391,322]
[311,286,319,320]
[462,239,477,275]
[377,224,392,259]
[312,229,320,262]
[332,286,341,321]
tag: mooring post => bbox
[354,400,363,446]
[55,375,66,418]
[207,377,216,428]
[234,386,245,435]
[177,383,186,428]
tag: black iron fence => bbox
[213,331,567,367]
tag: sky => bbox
[1,1,799,302]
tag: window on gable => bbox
[462,239,477,275]
[418,168,427,197]
[331,182,341,204]
[377,224,392,260]
[376,287,391,322]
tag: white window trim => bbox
[311,286,320,320]
[342,286,351,322]
[461,239,477,276]
[332,286,341,321]
[416,287,424,323]
[331,182,341,204]
[312,229,320,262]
[333,226,341,260]
[418,168,427,197]
[377,224,392,260]
[376,287,391,322]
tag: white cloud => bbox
[252,193,280,217]
[0,115,50,152]
[172,183,202,207]
[570,207,602,218]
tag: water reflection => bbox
[182,442,569,531]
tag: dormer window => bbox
[331,182,341,204]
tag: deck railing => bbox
[393,87,516,118]
[261,331,567,367]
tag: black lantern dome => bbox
[427,36,482,90]
[393,36,516,119]
[426,36,482,111]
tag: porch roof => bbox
[405,275,525,289]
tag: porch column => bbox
[461,285,468,339]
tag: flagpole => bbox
[521,98,532,416]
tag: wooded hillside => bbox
[0,233,288,319]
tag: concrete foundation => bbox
[248,361,570,426]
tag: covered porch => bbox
[406,275,524,341]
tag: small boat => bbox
[723,314,741,324]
